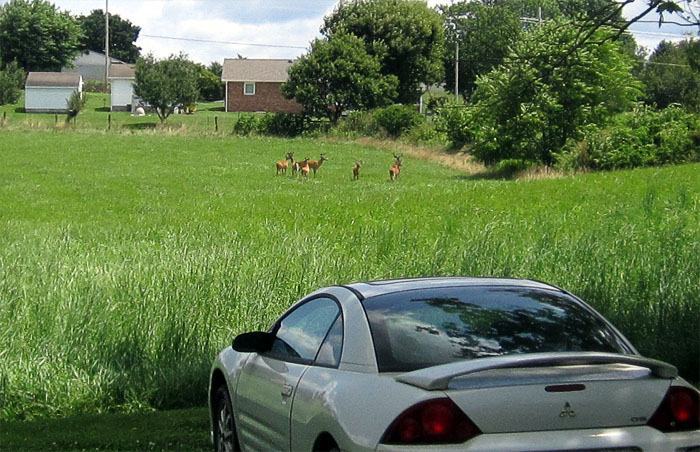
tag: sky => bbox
[0,0,697,65]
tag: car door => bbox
[235,296,341,452]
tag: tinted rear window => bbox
[361,286,632,372]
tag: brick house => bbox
[222,59,302,114]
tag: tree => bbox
[440,2,521,99]
[321,0,444,104]
[77,10,141,63]
[440,0,642,101]
[197,66,224,102]
[282,33,398,123]
[134,53,200,124]
[642,40,700,112]
[466,19,642,165]
[0,0,83,72]
[0,60,25,105]
[207,61,223,78]
[65,90,86,123]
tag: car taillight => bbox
[647,386,700,432]
[381,398,482,445]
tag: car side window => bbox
[315,313,343,367]
[268,297,340,363]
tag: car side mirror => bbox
[232,331,274,354]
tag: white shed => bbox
[25,72,83,114]
[107,63,137,112]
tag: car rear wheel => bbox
[214,385,240,452]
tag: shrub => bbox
[232,115,259,136]
[0,60,24,105]
[374,104,423,139]
[493,158,533,176]
[402,120,446,145]
[83,81,108,93]
[66,91,87,122]
[334,110,379,137]
[425,95,448,115]
[256,112,307,137]
[557,105,700,170]
[434,100,474,149]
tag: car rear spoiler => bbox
[395,352,678,390]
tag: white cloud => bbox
[3,0,697,65]
[11,0,336,64]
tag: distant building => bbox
[25,72,83,113]
[108,63,137,112]
[62,50,125,82]
[222,59,302,114]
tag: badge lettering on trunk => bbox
[559,402,576,418]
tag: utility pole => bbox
[448,16,467,100]
[105,0,110,84]
[455,39,459,99]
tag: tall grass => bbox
[0,130,698,421]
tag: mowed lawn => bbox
[0,408,211,451]
[0,129,698,432]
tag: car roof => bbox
[343,277,562,300]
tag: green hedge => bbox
[557,105,700,170]
[232,112,308,137]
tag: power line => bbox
[628,29,695,38]
[647,61,691,68]
[140,34,308,50]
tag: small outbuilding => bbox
[108,63,137,112]
[222,59,302,114]
[24,72,83,114]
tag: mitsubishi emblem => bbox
[559,401,576,418]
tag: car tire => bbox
[213,385,240,452]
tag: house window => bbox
[244,82,255,95]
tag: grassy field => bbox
[0,408,210,451]
[0,92,262,134]
[0,123,698,426]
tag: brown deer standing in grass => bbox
[353,161,363,180]
[389,154,402,181]
[292,156,307,175]
[300,157,311,179]
[307,154,328,177]
[276,152,294,175]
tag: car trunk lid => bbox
[395,353,675,433]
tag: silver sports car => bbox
[208,277,700,451]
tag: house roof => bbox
[25,72,82,87]
[221,59,295,82]
[72,50,125,66]
[108,63,136,79]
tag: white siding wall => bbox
[110,79,134,109]
[25,87,78,112]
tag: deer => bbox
[292,156,308,175]
[307,154,328,177]
[389,154,402,181]
[300,157,311,179]
[276,152,294,176]
[353,161,363,180]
